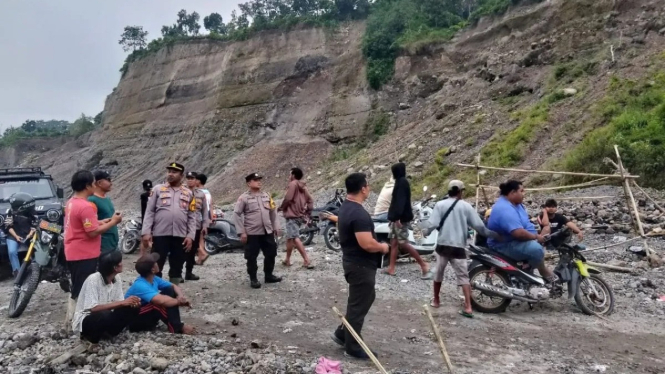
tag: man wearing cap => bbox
[125,253,195,335]
[141,163,197,284]
[421,180,499,316]
[233,173,282,289]
[88,170,120,255]
[183,171,210,281]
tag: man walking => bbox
[385,162,432,279]
[422,180,499,316]
[233,173,282,289]
[280,167,315,269]
[139,179,153,255]
[88,170,119,255]
[183,171,210,280]
[65,170,122,329]
[195,173,212,265]
[141,163,196,284]
[331,173,390,359]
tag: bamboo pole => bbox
[613,145,640,232]
[332,307,389,374]
[474,154,481,242]
[471,178,610,191]
[587,261,635,274]
[632,181,665,214]
[456,163,638,179]
[481,186,491,206]
[422,305,455,373]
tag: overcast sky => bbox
[0,0,242,130]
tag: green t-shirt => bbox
[88,195,119,254]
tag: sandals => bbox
[303,263,315,270]
[459,310,474,319]
[421,270,434,280]
[196,253,210,266]
[282,260,292,267]
[429,298,440,308]
[382,270,396,276]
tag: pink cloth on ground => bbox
[315,357,342,374]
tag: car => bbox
[0,167,64,278]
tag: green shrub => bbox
[562,72,665,187]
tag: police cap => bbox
[245,173,263,182]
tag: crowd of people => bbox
[2,159,585,360]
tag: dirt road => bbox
[0,239,664,373]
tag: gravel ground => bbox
[0,230,663,374]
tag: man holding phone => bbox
[331,173,390,360]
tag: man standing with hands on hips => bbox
[233,173,282,289]
[141,163,196,285]
[331,173,390,360]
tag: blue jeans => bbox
[6,238,21,272]
[492,240,544,269]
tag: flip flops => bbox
[459,310,474,319]
[421,270,434,280]
[382,270,396,276]
[303,263,315,269]
[429,298,440,308]
[281,260,292,267]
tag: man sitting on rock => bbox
[72,251,141,344]
[125,253,196,335]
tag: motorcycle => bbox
[298,188,345,245]
[467,228,615,316]
[203,210,244,255]
[8,219,69,318]
[120,219,142,254]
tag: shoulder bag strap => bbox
[437,199,460,232]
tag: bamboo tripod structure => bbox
[460,145,660,264]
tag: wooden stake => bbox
[474,154,481,242]
[456,163,638,179]
[332,307,389,374]
[480,186,491,207]
[423,305,455,373]
[614,145,641,233]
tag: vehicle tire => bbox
[469,265,512,314]
[8,262,41,318]
[575,274,615,316]
[323,224,341,252]
[120,230,140,254]
[300,230,315,246]
[203,233,222,255]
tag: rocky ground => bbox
[0,228,664,373]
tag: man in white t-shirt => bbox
[373,177,394,218]
[195,173,213,265]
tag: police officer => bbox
[233,173,282,289]
[141,162,196,284]
[183,171,210,281]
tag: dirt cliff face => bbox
[29,23,370,206]
[15,0,665,207]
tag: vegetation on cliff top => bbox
[119,0,543,84]
[0,114,101,148]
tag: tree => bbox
[69,114,94,137]
[93,111,104,127]
[119,26,148,52]
[204,12,226,34]
[20,120,37,133]
[161,9,201,37]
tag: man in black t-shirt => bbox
[538,199,583,240]
[139,179,153,254]
[331,173,390,360]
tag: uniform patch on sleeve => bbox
[83,218,92,228]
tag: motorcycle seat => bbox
[470,244,525,266]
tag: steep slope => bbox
[15,0,665,206]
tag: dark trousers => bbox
[81,307,138,343]
[128,286,184,334]
[68,257,99,299]
[184,230,201,275]
[244,233,277,281]
[334,261,377,353]
[153,236,186,279]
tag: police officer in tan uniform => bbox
[142,162,197,284]
[183,171,210,281]
[233,173,282,289]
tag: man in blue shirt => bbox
[487,180,556,283]
[125,253,195,334]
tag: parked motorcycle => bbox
[298,188,344,245]
[203,211,244,255]
[467,228,615,316]
[120,219,142,254]
[8,220,69,318]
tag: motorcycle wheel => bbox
[300,229,315,246]
[574,274,615,316]
[469,265,512,314]
[204,233,222,255]
[120,230,140,254]
[8,262,41,318]
[323,224,341,251]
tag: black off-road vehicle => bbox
[0,167,64,279]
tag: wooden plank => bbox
[456,163,638,179]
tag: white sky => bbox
[0,0,242,129]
